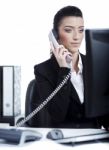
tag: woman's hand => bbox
[50,42,72,68]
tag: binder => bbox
[0,66,21,125]
[3,67,14,116]
[0,67,3,116]
[13,66,21,116]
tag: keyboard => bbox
[0,128,42,145]
[53,129,109,144]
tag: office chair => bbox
[25,79,52,127]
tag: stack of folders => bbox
[0,66,21,125]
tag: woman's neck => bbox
[71,52,79,73]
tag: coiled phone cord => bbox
[16,70,71,127]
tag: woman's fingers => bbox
[50,43,72,67]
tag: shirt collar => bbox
[78,54,83,74]
[72,54,83,74]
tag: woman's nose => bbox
[73,31,79,40]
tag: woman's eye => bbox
[79,29,84,33]
[64,29,72,33]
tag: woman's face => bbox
[58,16,84,54]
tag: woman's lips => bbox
[71,43,80,47]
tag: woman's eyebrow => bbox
[64,25,84,29]
[79,26,84,28]
[64,25,84,27]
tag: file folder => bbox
[0,66,21,125]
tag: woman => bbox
[28,6,104,128]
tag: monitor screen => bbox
[84,29,109,118]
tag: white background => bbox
[0,0,109,114]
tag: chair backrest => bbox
[25,79,36,116]
[25,79,52,127]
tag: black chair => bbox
[25,79,36,126]
[25,79,52,127]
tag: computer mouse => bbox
[46,129,64,140]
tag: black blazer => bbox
[28,54,105,128]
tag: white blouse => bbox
[70,54,84,103]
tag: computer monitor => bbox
[84,29,109,118]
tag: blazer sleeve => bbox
[34,67,71,122]
[99,115,109,129]
[25,78,54,127]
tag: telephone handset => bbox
[48,29,72,64]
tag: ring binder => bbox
[0,66,21,125]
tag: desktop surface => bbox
[0,127,109,150]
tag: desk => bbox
[0,127,109,150]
